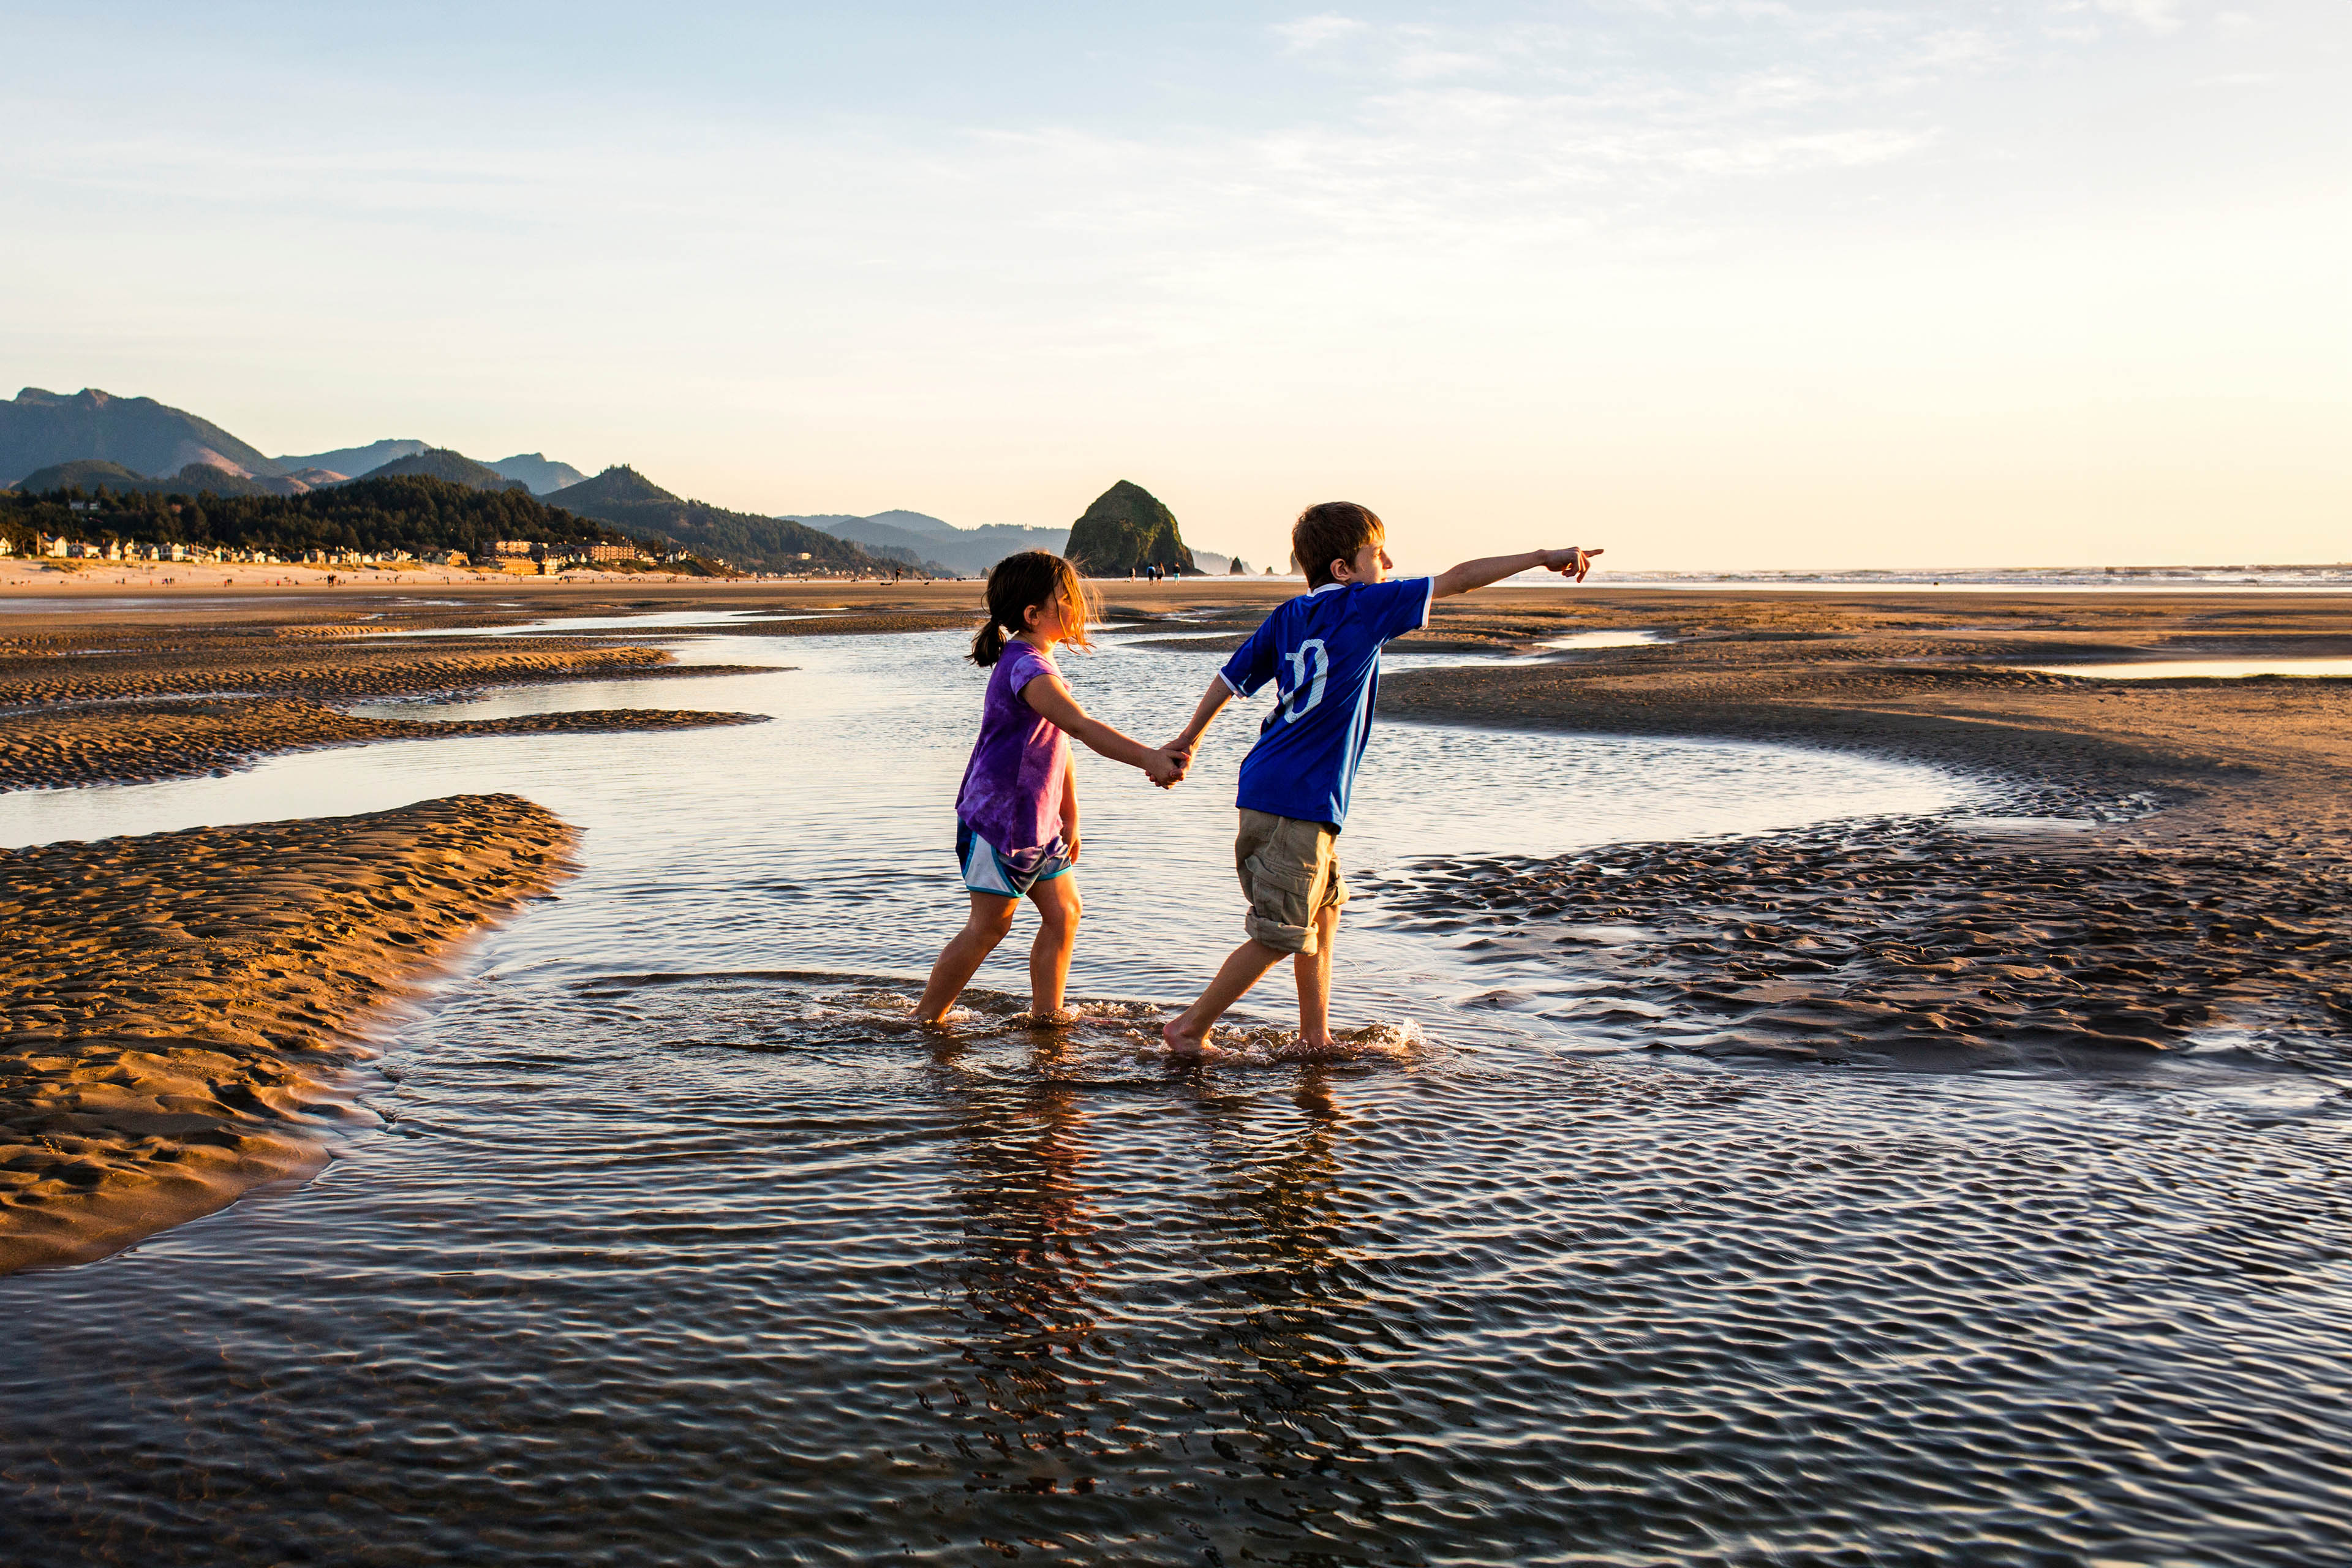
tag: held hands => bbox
[1143,746,1189,789]
[1538,546,1603,582]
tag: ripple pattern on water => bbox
[5,970,2352,1563]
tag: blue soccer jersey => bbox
[1219,576,1434,828]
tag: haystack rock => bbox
[1064,480,1194,576]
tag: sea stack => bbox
[1065,480,1195,576]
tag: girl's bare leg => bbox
[1025,873,1083,1016]
[915,894,1019,1023]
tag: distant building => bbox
[586,542,641,562]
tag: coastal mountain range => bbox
[4,385,1238,574]
[272,441,587,494]
[0,388,285,489]
[2,390,587,496]
[790,511,1071,576]
[793,497,1234,576]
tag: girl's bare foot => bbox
[1163,1017,1206,1054]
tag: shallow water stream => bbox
[4,627,2349,1566]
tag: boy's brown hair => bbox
[1291,502,1385,590]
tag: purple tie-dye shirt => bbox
[954,640,1070,871]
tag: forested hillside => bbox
[547,467,883,573]
[352,448,526,491]
[14,459,284,500]
[2,475,645,562]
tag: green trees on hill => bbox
[12,459,287,500]
[1,475,646,561]
[352,448,526,491]
[545,466,877,573]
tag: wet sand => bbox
[1378,589,2352,1066]
[0,698,770,791]
[1,581,2343,1269]
[0,794,575,1272]
[0,609,782,789]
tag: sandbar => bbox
[0,793,574,1272]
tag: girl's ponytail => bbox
[970,550,1091,666]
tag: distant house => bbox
[586,542,641,563]
[494,540,537,559]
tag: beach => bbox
[3,579,2346,1249]
[1,580,2347,1562]
[1383,587,2352,1066]
[0,793,574,1272]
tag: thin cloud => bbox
[1274,13,1367,52]
[2076,0,2192,32]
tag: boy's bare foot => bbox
[1163,1017,1207,1054]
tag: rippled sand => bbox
[0,794,573,1270]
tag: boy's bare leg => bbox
[1292,905,1340,1048]
[1025,874,1082,1017]
[1163,938,1289,1053]
[915,893,1019,1023]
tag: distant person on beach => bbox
[916,551,1191,1025]
[1158,502,1600,1054]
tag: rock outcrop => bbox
[1064,481,1194,576]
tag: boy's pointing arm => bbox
[1432,546,1601,599]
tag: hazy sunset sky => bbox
[6,2,2344,570]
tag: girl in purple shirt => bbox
[915,552,1188,1025]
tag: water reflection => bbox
[1198,1070,1381,1520]
[935,1036,1109,1489]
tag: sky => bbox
[3,1,2345,570]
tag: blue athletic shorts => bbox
[956,820,1075,899]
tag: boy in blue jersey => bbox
[1159,501,1600,1054]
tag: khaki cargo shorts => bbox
[1235,809,1349,956]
